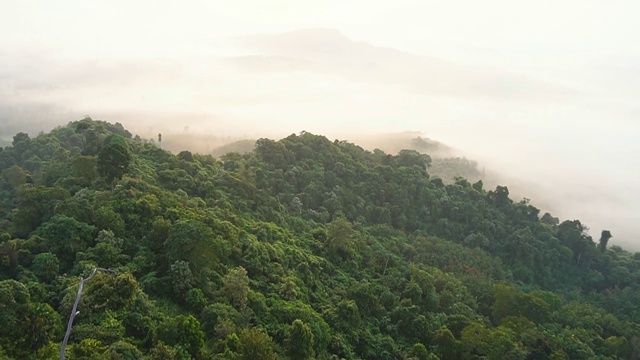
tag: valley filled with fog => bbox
[2,0,639,248]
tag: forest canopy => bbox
[0,118,639,359]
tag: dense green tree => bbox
[221,266,250,309]
[72,155,99,187]
[0,280,61,357]
[11,132,31,160]
[148,342,177,360]
[93,206,126,237]
[286,319,314,360]
[326,217,356,260]
[2,165,29,189]
[31,252,60,282]
[408,343,437,360]
[65,338,107,360]
[433,327,461,360]
[165,219,220,275]
[97,135,131,190]
[598,230,612,253]
[35,214,96,270]
[0,280,33,355]
[105,340,143,359]
[491,283,550,324]
[170,260,194,295]
[156,315,204,357]
[0,237,19,275]
[11,185,70,238]
[238,327,277,360]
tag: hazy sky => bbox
[1,1,639,247]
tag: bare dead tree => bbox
[60,267,113,360]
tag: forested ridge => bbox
[0,118,639,359]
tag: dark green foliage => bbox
[35,214,97,271]
[156,314,204,357]
[65,338,107,359]
[106,340,144,359]
[221,266,250,309]
[97,135,132,190]
[599,230,613,253]
[326,217,356,260]
[11,185,70,238]
[165,219,221,275]
[31,252,60,282]
[2,165,29,189]
[492,283,551,324]
[0,119,638,358]
[238,327,276,360]
[286,319,314,359]
[0,279,61,357]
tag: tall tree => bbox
[239,327,277,360]
[97,135,131,191]
[164,219,220,276]
[286,319,314,360]
[599,230,612,253]
[221,266,250,310]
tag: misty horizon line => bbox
[1,116,627,251]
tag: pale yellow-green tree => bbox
[221,266,250,309]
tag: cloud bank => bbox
[1,2,639,248]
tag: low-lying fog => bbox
[2,1,639,249]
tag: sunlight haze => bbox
[1,0,639,247]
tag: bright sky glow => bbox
[1,0,639,246]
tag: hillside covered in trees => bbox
[1,119,639,359]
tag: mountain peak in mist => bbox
[230,28,573,102]
[234,27,430,64]
[237,28,352,52]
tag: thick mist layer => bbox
[1,1,639,248]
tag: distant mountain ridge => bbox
[210,131,483,184]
